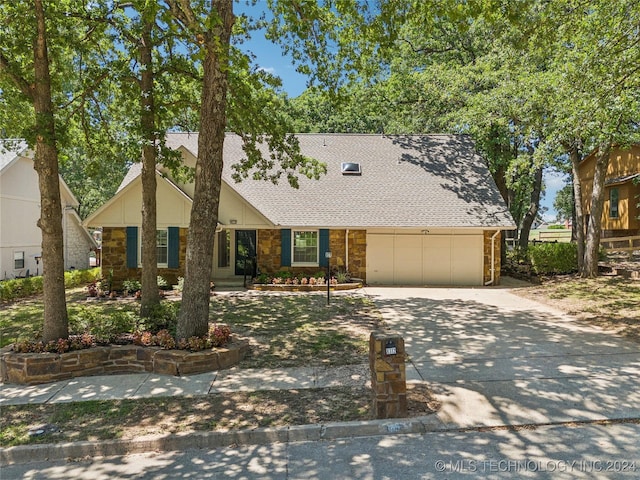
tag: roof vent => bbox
[341,162,361,175]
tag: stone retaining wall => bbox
[0,340,249,385]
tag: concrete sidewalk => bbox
[0,363,375,406]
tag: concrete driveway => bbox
[362,286,640,429]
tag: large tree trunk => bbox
[583,143,611,277]
[139,20,160,318]
[33,0,68,341]
[568,144,585,273]
[177,0,234,339]
[493,163,511,263]
[518,165,543,251]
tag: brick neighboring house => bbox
[578,144,640,238]
[0,140,97,279]
[84,133,515,288]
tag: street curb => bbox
[0,415,442,465]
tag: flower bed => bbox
[251,271,362,291]
[251,282,362,292]
[0,339,249,385]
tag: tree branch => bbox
[399,37,455,56]
[0,51,33,100]
[59,69,111,110]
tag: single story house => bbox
[0,140,98,279]
[578,144,640,238]
[84,133,515,287]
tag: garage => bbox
[366,231,484,285]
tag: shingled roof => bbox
[0,139,29,172]
[149,132,514,229]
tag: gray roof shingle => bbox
[157,132,514,229]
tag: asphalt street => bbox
[4,423,640,479]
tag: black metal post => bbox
[326,254,330,306]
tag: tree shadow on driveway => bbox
[365,290,640,429]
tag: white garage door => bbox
[366,233,483,285]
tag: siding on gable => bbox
[578,145,640,234]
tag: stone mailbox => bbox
[369,331,407,419]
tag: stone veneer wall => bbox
[1,341,249,385]
[483,230,502,285]
[257,229,367,281]
[101,227,187,290]
[257,229,281,274]
[330,230,366,281]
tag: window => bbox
[14,251,25,270]
[293,231,318,264]
[609,188,619,219]
[218,230,230,268]
[140,229,168,266]
[156,230,168,265]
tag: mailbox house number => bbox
[385,340,397,356]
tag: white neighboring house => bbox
[0,140,97,279]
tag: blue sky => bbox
[236,1,309,97]
[542,170,568,221]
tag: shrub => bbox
[122,279,141,295]
[157,276,169,290]
[528,242,578,275]
[209,324,231,347]
[139,301,180,335]
[155,329,176,349]
[506,246,528,264]
[0,268,100,303]
[64,268,101,288]
[335,270,350,283]
[254,273,270,284]
[173,276,185,293]
[99,269,114,292]
[68,307,138,344]
[273,271,293,280]
[547,224,566,230]
[0,279,21,302]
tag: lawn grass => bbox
[0,289,408,449]
[512,274,640,339]
[0,382,441,448]
[0,389,373,447]
[0,288,140,348]
[210,293,383,367]
[1,289,382,367]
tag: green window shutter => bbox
[168,227,180,268]
[319,229,330,267]
[126,226,138,268]
[281,229,291,266]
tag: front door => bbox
[235,230,257,276]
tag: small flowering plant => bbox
[13,325,233,354]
